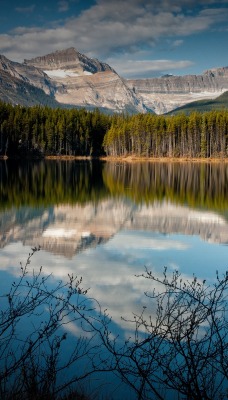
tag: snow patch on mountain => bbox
[44,69,93,78]
[44,69,78,78]
[83,71,93,76]
[189,90,225,98]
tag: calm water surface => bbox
[0,160,228,398]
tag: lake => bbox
[0,159,228,399]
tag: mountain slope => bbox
[167,91,228,115]
[0,54,56,95]
[0,53,62,107]
[126,67,228,114]
[24,48,147,114]
[0,68,61,107]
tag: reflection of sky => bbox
[0,230,227,334]
[1,228,227,400]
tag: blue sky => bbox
[0,0,227,78]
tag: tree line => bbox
[0,101,111,157]
[103,111,228,158]
[1,101,228,158]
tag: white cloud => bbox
[1,0,228,77]
[107,58,194,78]
[105,232,190,252]
[0,228,189,329]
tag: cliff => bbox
[24,48,146,113]
[24,47,116,74]
[126,67,228,113]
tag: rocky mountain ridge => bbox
[0,69,61,108]
[0,54,55,95]
[24,47,115,75]
[127,67,228,113]
[0,47,228,114]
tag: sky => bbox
[0,0,227,78]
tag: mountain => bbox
[24,48,147,114]
[0,68,61,107]
[0,47,228,114]
[0,54,61,107]
[166,90,228,115]
[24,47,115,74]
[126,67,228,114]
[0,54,56,94]
[0,48,146,113]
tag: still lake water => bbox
[0,159,228,398]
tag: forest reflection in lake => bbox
[0,159,228,209]
[0,159,228,332]
[0,160,228,399]
[0,159,228,251]
[0,158,228,285]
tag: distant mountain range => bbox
[1,47,228,114]
[166,90,228,115]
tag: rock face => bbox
[0,54,60,107]
[24,47,115,74]
[0,69,61,107]
[52,69,146,113]
[0,54,55,95]
[0,48,146,113]
[23,48,146,113]
[126,67,228,113]
[1,47,228,113]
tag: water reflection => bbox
[1,160,228,211]
[0,159,228,321]
[103,161,228,211]
[0,200,228,260]
[0,159,106,208]
[0,160,228,399]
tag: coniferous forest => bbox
[0,101,111,157]
[103,111,228,158]
[1,100,228,158]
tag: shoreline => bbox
[100,156,228,163]
[1,154,228,163]
[45,155,228,163]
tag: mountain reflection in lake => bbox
[0,160,228,399]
